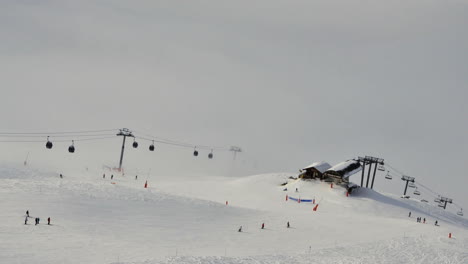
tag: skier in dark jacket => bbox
[261,223,265,229]
[287,221,290,228]
[47,217,51,225]
[238,226,242,232]
[26,210,29,217]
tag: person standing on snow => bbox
[24,217,28,225]
[103,174,105,179]
[60,174,63,178]
[423,218,426,224]
[111,175,113,180]
[261,223,265,229]
[238,226,242,232]
[287,222,290,228]
[408,212,411,217]
[26,210,29,217]
[47,217,51,225]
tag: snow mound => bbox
[0,163,467,264]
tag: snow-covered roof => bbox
[326,160,362,179]
[303,161,332,173]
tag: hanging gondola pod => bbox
[46,136,53,149]
[133,138,138,148]
[149,140,155,151]
[208,149,213,159]
[68,140,75,153]
[193,147,198,157]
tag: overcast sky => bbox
[0,0,467,210]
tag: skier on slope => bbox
[24,217,28,225]
[238,226,242,232]
[408,211,411,217]
[47,217,51,225]
[287,221,290,228]
[261,223,265,229]
[103,174,105,179]
[111,175,113,180]
[26,210,29,217]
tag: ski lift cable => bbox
[133,130,229,151]
[386,162,446,202]
[135,133,230,151]
[0,136,116,143]
[137,136,229,151]
[132,130,196,145]
[0,133,115,138]
[0,128,118,135]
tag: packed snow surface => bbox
[0,164,467,264]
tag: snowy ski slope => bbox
[0,164,467,264]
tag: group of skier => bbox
[408,211,438,226]
[238,221,291,232]
[24,210,51,226]
[102,173,138,180]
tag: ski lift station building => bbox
[323,159,362,184]
[300,161,332,179]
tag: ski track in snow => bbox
[0,164,467,264]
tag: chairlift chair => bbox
[132,139,138,148]
[457,209,463,216]
[434,196,441,203]
[413,189,420,195]
[378,165,385,171]
[421,199,428,203]
[438,203,445,208]
[385,171,392,180]
[408,182,416,188]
